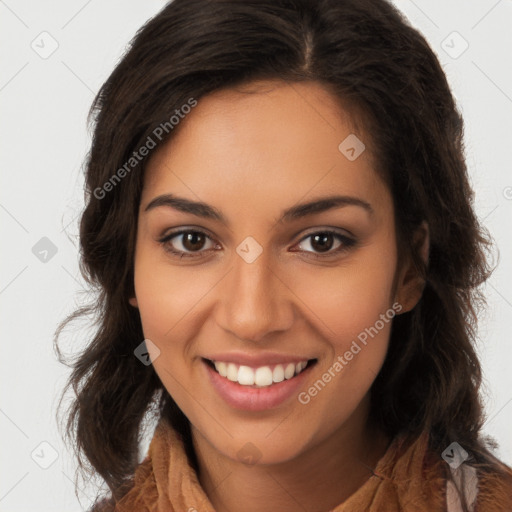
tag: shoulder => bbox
[445,455,512,512]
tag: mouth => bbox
[203,356,318,411]
[203,357,317,388]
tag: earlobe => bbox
[394,222,429,314]
[417,221,430,267]
[129,296,139,308]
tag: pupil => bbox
[312,233,333,252]
[184,232,205,251]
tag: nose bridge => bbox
[217,248,293,342]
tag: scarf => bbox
[97,416,512,512]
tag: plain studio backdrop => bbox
[1,1,511,510]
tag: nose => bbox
[214,249,295,343]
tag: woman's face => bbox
[130,80,419,465]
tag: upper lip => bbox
[202,351,316,367]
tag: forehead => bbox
[141,80,387,217]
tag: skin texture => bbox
[129,80,428,512]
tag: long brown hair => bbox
[54,0,509,510]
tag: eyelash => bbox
[158,229,357,260]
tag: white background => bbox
[1,1,511,510]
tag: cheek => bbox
[293,301,395,438]
[292,239,398,349]
[132,246,233,418]
[133,247,218,344]
[291,236,397,414]
[132,253,207,417]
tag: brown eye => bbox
[182,232,207,251]
[159,229,217,258]
[294,230,356,257]
[310,233,335,252]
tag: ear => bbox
[129,296,138,308]
[394,221,429,314]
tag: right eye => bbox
[158,229,219,258]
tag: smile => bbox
[208,359,311,387]
[202,354,318,411]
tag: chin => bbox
[212,428,313,467]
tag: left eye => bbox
[294,231,355,256]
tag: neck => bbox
[191,400,391,512]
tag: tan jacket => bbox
[93,417,512,511]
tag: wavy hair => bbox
[54,0,508,510]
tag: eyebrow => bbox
[144,193,373,224]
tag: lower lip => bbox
[204,360,314,411]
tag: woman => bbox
[55,0,512,510]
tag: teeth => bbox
[216,361,228,377]
[238,365,254,385]
[227,363,238,382]
[272,364,284,383]
[255,367,273,386]
[284,363,295,379]
[213,360,309,387]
